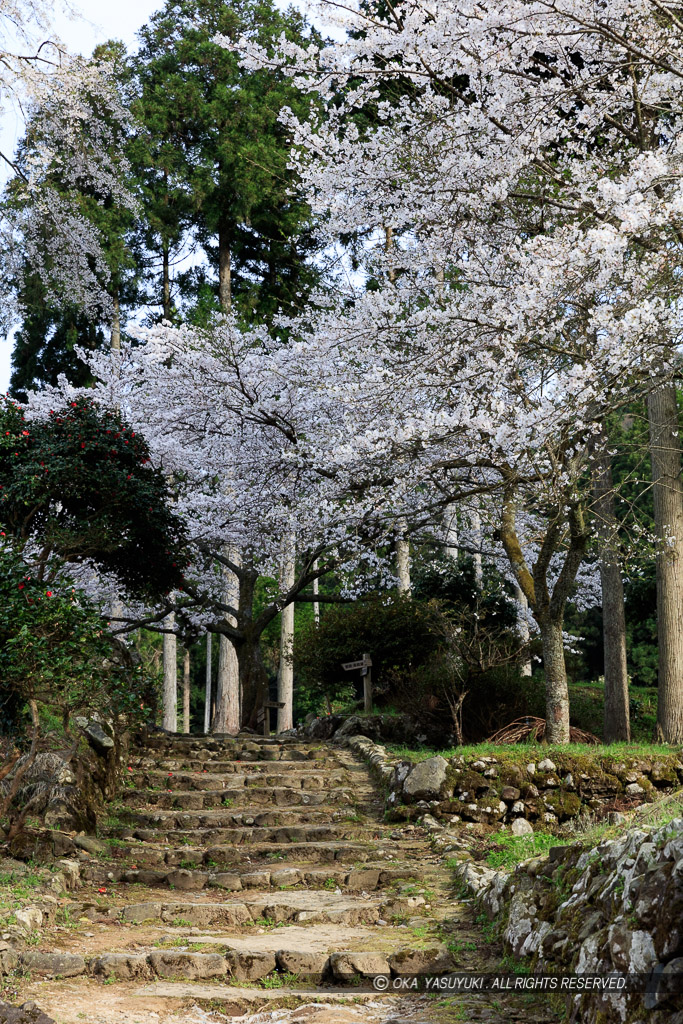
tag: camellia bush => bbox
[0,541,155,735]
[0,394,185,597]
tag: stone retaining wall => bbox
[384,751,683,825]
[452,818,683,1024]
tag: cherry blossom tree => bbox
[229,0,683,741]
[0,0,137,329]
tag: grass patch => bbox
[385,739,677,764]
[483,831,556,869]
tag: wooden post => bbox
[362,653,373,713]
[343,654,373,713]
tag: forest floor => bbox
[2,734,563,1024]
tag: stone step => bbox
[95,837,422,866]
[129,759,365,777]
[134,742,333,764]
[139,733,311,748]
[80,858,426,891]
[118,790,376,812]
[116,799,372,824]
[105,813,399,843]
[20,943,451,984]
[121,776,373,795]
[22,978,400,1024]
[107,806,402,830]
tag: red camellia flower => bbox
[17,583,24,590]
[46,591,52,597]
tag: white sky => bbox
[0,0,313,393]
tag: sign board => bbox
[264,701,286,710]
[341,653,373,714]
[342,654,372,672]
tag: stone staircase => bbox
[15,734,559,1024]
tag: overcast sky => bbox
[0,0,313,393]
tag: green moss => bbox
[543,790,582,819]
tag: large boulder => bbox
[403,756,450,802]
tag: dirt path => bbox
[7,734,560,1024]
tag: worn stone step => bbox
[111,892,388,927]
[80,858,426,891]
[125,768,365,789]
[19,939,451,984]
[106,812,397,842]
[135,741,333,763]
[117,790,377,814]
[94,837,420,866]
[116,800,372,826]
[127,784,365,806]
[131,759,364,776]
[107,806,397,830]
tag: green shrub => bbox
[0,542,155,735]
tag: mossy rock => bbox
[447,768,489,797]
[543,790,582,820]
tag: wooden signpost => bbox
[342,652,373,713]
[258,700,286,737]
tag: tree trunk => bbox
[204,633,212,735]
[212,551,240,736]
[182,648,191,734]
[237,634,267,730]
[514,585,532,677]
[592,448,630,742]
[312,559,320,625]
[396,520,411,594]
[162,239,171,320]
[648,385,683,742]
[219,224,231,314]
[471,510,483,587]
[162,613,177,732]
[277,535,296,733]
[110,288,121,352]
[539,617,570,743]
[444,506,458,561]
[213,636,240,735]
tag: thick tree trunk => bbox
[204,633,212,735]
[213,635,239,734]
[277,535,296,733]
[514,585,532,677]
[218,225,231,314]
[212,550,240,736]
[500,485,588,743]
[648,386,683,743]
[162,613,177,732]
[539,617,570,744]
[182,648,191,734]
[237,635,267,730]
[592,449,630,742]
